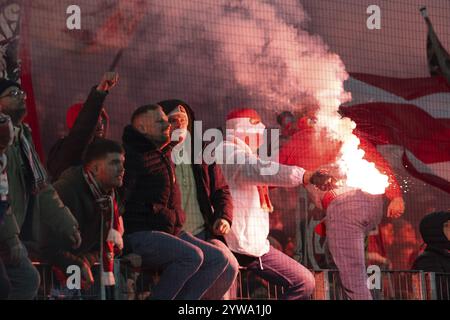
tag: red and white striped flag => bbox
[340,73,450,194]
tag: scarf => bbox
[82,168,123,286]
[257,185,273,213]
[18,128,48,194]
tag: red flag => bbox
[339,73,450,194]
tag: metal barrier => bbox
[33,261,109,300]
[312,269,444,300]
[32,261,450,300]
[425,272,450,300]
[235,266,284,300]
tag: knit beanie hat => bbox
[0,79,21,96]
[419,211,450,250]
[226,108,265,133]
[66,102,109,131]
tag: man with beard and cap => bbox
[214,108,336,300]
[47,72,118,182]
[413,211,450,273]
[122,104,229,300]
[158,99,239,300]
[0,78,81,299]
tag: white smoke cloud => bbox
[32,0,349,115]
[145,0,350,117]
[30,0,355,150]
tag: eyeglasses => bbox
[0,89,27,99]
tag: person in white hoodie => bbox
[215,108,335,300]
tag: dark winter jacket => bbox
[47,87,108,182]
[122,125,185,236]
[50,166,124,270]
[159,99,233,237]
[412,247,450,273]
[0,124,78,257]
[412,211,450,273]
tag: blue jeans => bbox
[326,190,383,300]
[126,230,228,300]
[195,231,239,300]
[242,246,315,300]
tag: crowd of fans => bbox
[0,73,448,300]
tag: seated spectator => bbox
[47,72,118,181]
[158,99,239,300]
[214,108,336,300]
[122,104,229,300]
[50,139,125,298]
[0,78,81,299]
[412,211,450,273]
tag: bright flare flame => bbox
[337,135,389,194]
[315,89,389,195]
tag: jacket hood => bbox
[58,165,83,182]
[158,99,204,162]
[420,211,450,250]
[158,99,195,135]
[122,124,159,153]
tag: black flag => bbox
[420,6,450,82]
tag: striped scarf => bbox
[18,128,48,194]
[257,185,274,213]
[82,168,123,287]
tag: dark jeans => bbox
[2,245,40,300]
[0,256,10,299]
[126,230,229,300]
[236,246,315,300]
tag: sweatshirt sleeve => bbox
[47,87,108,180]
[218,142,305,187]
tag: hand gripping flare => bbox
[309,169,337,191]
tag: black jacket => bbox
[122,125,185,236]
[158,99,233,238]
[412,211,450,273]
[412,247,450,273]
[47,87,108,182]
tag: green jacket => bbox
[0,124,78,252]
[51,166,125,269]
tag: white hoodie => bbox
[215,134,305,257]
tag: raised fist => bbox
[96,72,119,92]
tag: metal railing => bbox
[32,261,449,300]
[313,269,449,300]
